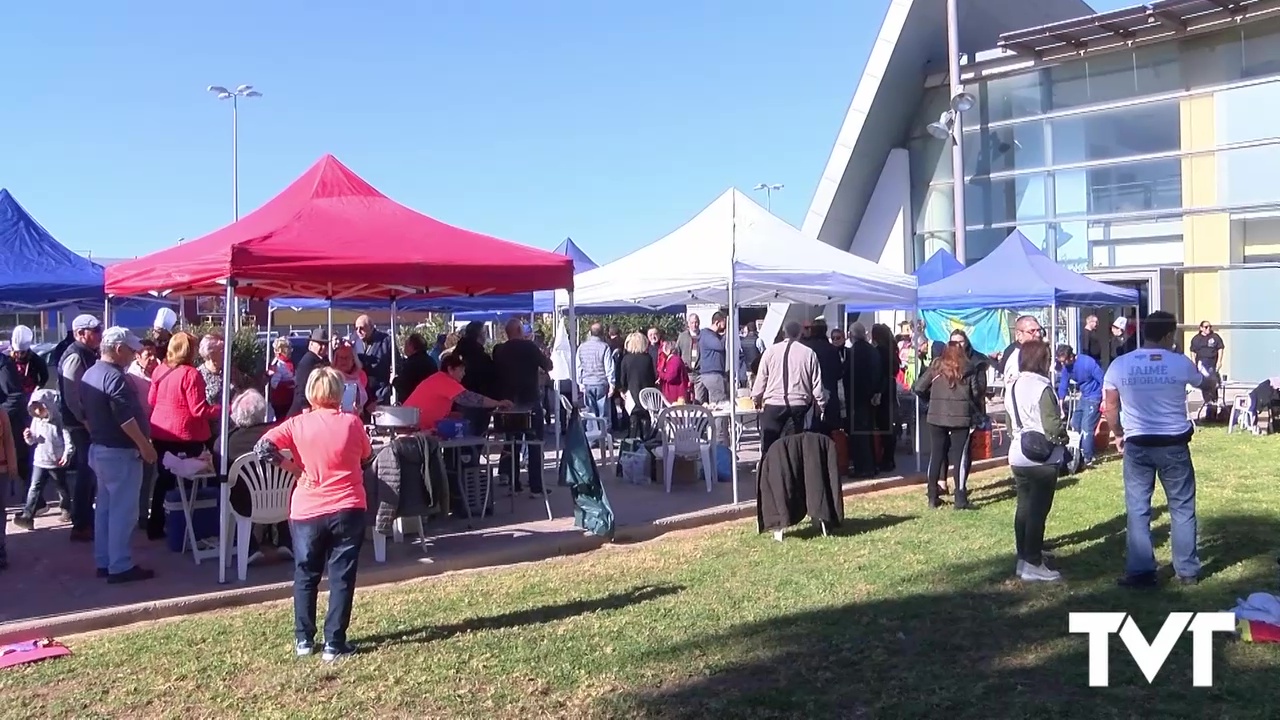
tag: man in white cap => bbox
[80,326,156,584]
[59,314,103,542]
[1109,316,1130,364]
[8,324,46,487]
[153,307,177,357]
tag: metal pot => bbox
[371,405,420,428]
[492,408,532,433]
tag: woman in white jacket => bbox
[1006,342,1069,582]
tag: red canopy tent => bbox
[104,154,575,300]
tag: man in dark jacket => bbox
[354,315,394,405]
[59,314,103,540]
[492,319,553,496]
[847,323,883,477]
[287,329,329,417]
[393,332,437,402]
[801,321,844,433]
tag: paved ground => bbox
[1,424,987,634]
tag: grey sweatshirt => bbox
[26,388,73,469]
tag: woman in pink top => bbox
[656,340,690,404]
[254,367,372,662]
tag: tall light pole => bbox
[207,84,261,328]
[206,84,262,221]
[752,183,784,212]
[925,0,975,265]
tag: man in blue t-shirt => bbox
[1102,311,1203,589]
[1055,344,1105,465]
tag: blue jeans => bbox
[22,465,70,518]
[88,445,143,575]
[1123,443,1200,579]
[582,384,609,426]
[70,427,96,530]
[291,509,366,647]
[1070,396,1102,462]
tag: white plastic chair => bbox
[561,395,612,461]
[639,387,668,416]
[227,452,299,581]
[653,405,715,493]
[1227,395,1256,435]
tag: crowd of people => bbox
[0,301,1223,660]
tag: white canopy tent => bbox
[558,188,916,310]
[555,188,918,506]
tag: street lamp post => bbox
[752,183,784,212]
[207,84,262,327]
[925,0,975,265]
[207,84,262,221]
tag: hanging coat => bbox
[756,432,845,532]
[559,405,615,538]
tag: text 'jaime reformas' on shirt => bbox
[1102,349,1203,438]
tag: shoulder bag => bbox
[1009,377,1057,463]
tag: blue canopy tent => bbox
[913,248,965,286]
[913,249,1007,354]
[0,189,105,309]
[0,189,177,335]
[453,237,603,320]
[917,230,1138,309]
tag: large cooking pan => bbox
[492,408,533,433]
[371,405,420,428]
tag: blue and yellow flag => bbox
[921,308,1010,355]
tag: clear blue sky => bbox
[0,0,1130,264]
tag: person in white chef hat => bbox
[153,307,178,355]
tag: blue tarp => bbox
[917,230,1138,310]
[0,189,105,309]
[913,249,1009,354]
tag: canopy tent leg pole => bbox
[264,307,274,421]
[567,295,578,406]
[389,296,399,404]
[178,295,186,330]
[728,287,740,506]
[217,278,236,585]
[913,306,922,472]
[326,283,334,348]
[103,296,111,327]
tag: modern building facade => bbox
[788,0,1280,382]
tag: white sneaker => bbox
[1015,559,1026,576]
[1019,563,1062,582]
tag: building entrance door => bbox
[1073,269,1167,367]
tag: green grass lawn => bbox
[3,429,1280,719]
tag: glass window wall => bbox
[1049,100,1181,165]
[965,173,1048,227]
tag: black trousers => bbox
[1012,464,1058,566]
[927,424,972,503]
[872,395,896,469]
[760,404,811,460]
[1199,364,1220,406]
[849,404,875,475]
[149,439,208,535]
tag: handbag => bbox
[1009,378,1057,463]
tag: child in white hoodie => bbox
[13,389,74,530]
